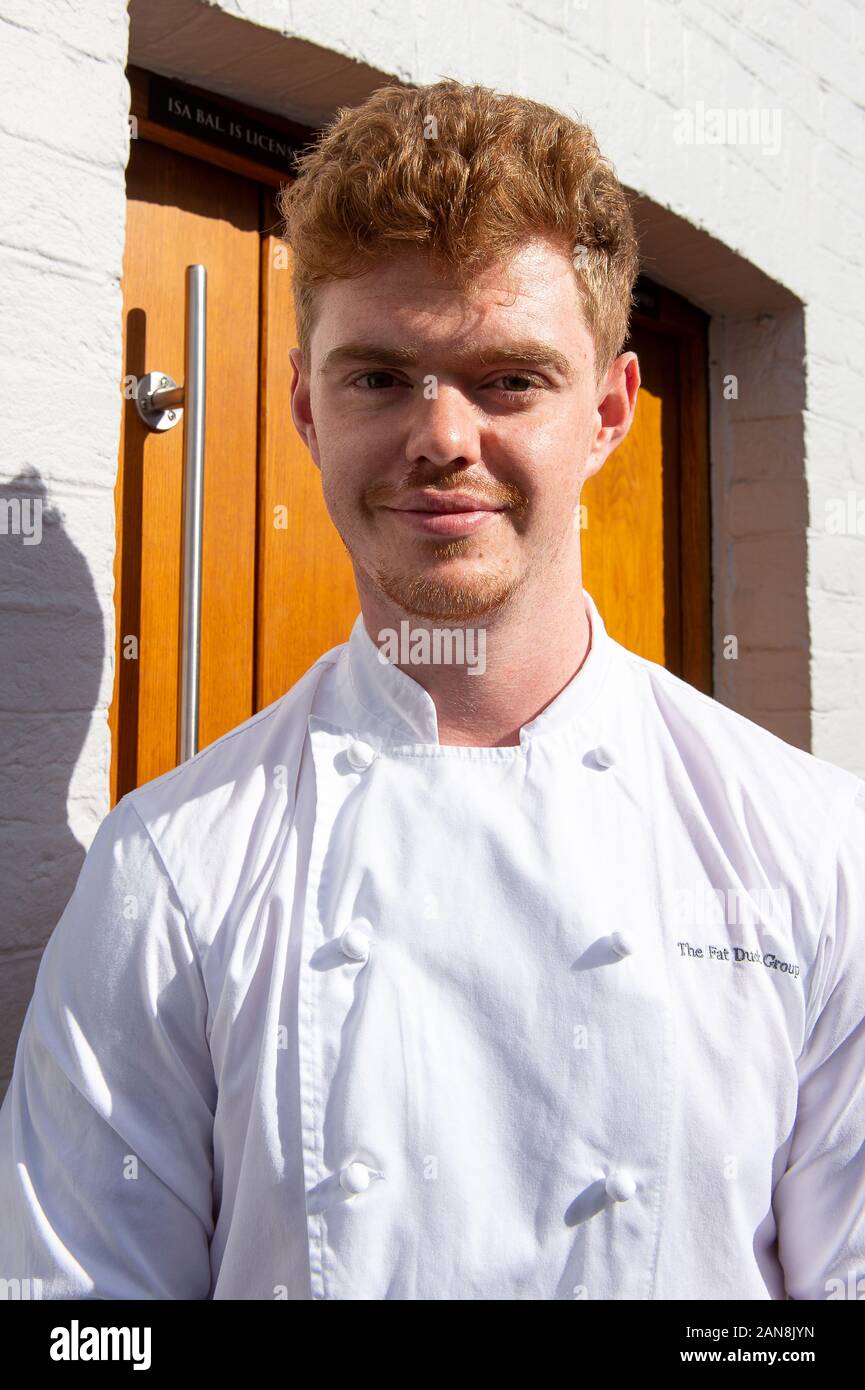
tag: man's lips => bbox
[385,492,507,514]
[381,492,508,536]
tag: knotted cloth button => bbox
[346,739,376,771]
[605,1169,637,1202]
[339,926,371,962]
[609,929,636,957]
[339,1162,372,1195]
[592,744,617,769]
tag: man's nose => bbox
[404,385,483,469]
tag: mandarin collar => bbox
[337,589,615,747]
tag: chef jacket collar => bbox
[340,588,615,748]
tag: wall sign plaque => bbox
[147,74,308,176]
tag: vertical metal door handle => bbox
[134,264,207,761]
[177,265,206,762]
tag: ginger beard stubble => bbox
[358,474,532,622]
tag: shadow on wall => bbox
[0,468,104,1095]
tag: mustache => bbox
[365,476,528,510]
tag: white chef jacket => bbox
[2,589,864,1302]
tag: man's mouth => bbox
[382,491,508,536]
[388,491,505,514]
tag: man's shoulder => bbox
[117,643,344,841]
[613,640,863,822]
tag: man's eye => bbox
[491,374,543,395]
[354,371,406,390]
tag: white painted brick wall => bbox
[1,0,864,1089]
[0,0,129,1086]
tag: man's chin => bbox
[372,567,518,622]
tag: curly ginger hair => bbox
[278,79,640,385]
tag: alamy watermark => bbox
[50,1320,151,1370]
[0,496,42,545]
[673,102,783,156]
[0,1276,43,1299]
[377,622,486,675]
[672,882,791,931]
[825,491,865,536]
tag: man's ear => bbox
[289,347,321,472]
[582,351,640,484]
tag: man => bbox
[1,79,863,1302]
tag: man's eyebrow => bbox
[318,340,574,379]
[319,343,420,373]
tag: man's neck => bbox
[359,573,591,748]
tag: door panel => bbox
[256,200,359,711]
[581,323,681,669]
[111,140,260,801]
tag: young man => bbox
[1,80,863,1302]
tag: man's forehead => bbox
[321,239,578,309]
[312,242,590,375]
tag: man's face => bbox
[289,236,638,622]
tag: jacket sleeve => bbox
[774,780,865,1300]
[0,794,216,1299]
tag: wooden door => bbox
[110,140,260,800]
[112,80,711,802]
[582,281,711,692]
[111,138,359,803]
